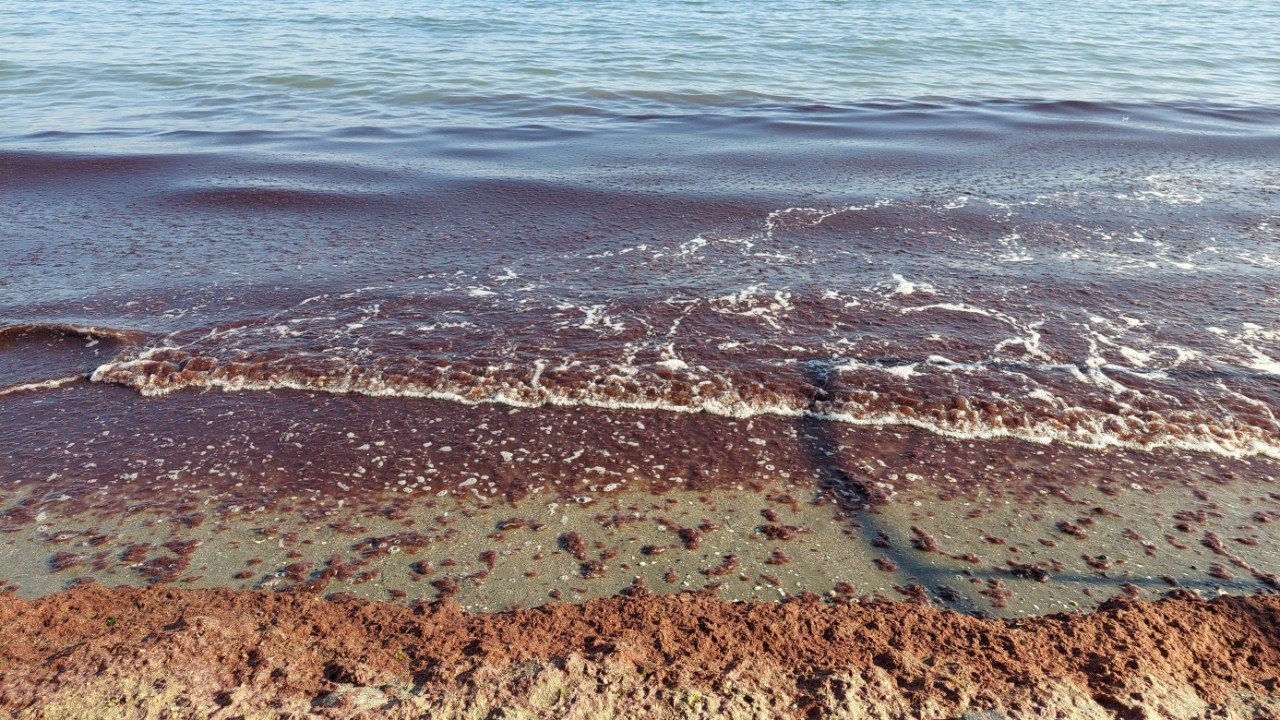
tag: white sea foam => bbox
[1026,389,1060,405]
[562,303,626,333]
[889,274,935,296]
[711,287,794,331]
[902,302,992,317]
[1136,174,1206,206]
[0,375,82,397]
[89,352,1280,461]
[1220,323,1280,376]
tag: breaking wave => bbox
[90,348,1280,460]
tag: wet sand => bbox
[4,471,1280,617]
[3,384,1280,617]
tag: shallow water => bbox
[2,1,1278,607]
[5,102,1280,465]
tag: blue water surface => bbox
[2,0,1277,134]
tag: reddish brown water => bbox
[3,102,1279,580]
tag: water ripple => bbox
[1,0,1276,133]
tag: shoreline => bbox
[4,386,1278,618]
[5,448,1278,618]
[2,583,1277,718]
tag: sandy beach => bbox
[3,389,1280,715]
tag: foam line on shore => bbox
[88,360,1280,460]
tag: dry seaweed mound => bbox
[0,585,1278,718]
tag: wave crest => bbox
[90,348,1280,460]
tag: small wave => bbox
[90,352,1280,461]
[162,187,399,213]
[0,323,143,345]
[0,151,191,189]
[0,375,82,397]
[0,324,143,395]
